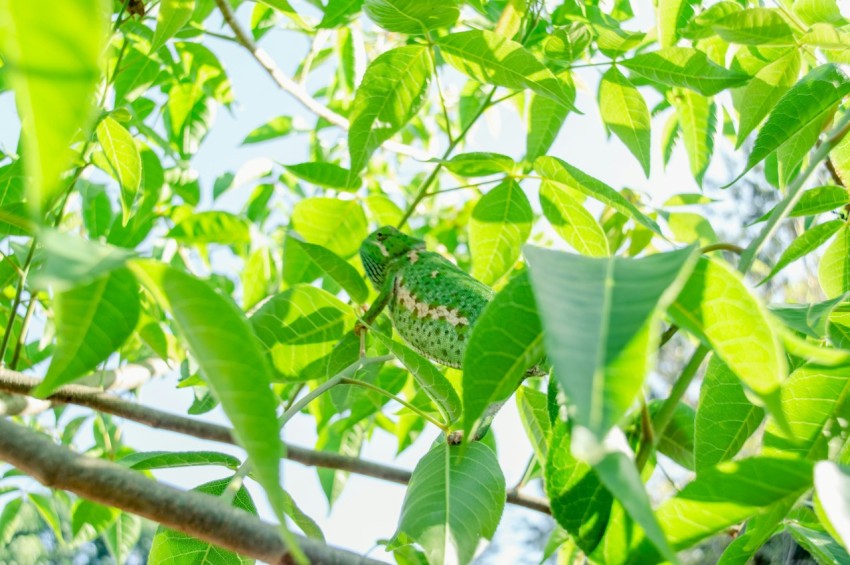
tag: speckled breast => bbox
[388,251,493,368]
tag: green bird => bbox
[358,226,532,443]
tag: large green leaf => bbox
[372,330,462,424]
[462,271,543,439]
[711,8,795,45]
[814,461,850,553]
[348,45,431,175]
[533,156,661,235]
[526,90,570,162]
[620,47,749,96]
[539,180,609,257]
[283,162,361,191]
[599,66,651,177]
[791,185,850,217]
[819,224,850,298]
[545,423,612,555]
[287,238,369,304]
[119,451,240,471]
[363,0,459,34]
[388,441,505,565]
[672,89,715,186]
[525,245,696,439]
[250,285,355,381]
[733,64,850,182]
[762,365,850,459]
[71,500,119,543]
[96,117,142,224]
[33,269,140,397]
[35,229,134,290]
[669,257,787,407]
[763,219,844,283]
[151,0,196,53]
[0,0,107,212]
[694,355,764,472]
[148,477,256,565]
[290,197,367,258]
[733,49,801,147]
[469,179,532,285]
[658,0,699,47]
[128,260,291,534]
[436,30,576,110]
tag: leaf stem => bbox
[397,86,498,227]
[339,377,449,431]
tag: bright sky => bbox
[0,1,714,562]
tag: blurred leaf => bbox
[119,450,240,471]
[104,513,142,565]
[712,8,795,45]
[787,523,850,565]
[96,117,142,224]
[814,461,850,553]
[388,441,505,565]
[241,116,293,145]
[0,0,107,211]
[819,224,850,298]
[167,211,251,245]
[71,500,119,541]
[151,0,196,52]
[525,245,696,439]
[291,197,367,258]
[443,152,515,177]
[284,162,361,191]
[621,47,749,96]
[648,400,695,470]
[34,269,140,397]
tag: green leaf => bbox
[658,0,698,47]
[526,90,570,162]
[290,197,367,258]
[545,423,612,555]
[793,0,846,25]
[119,450,241,471]
[242,247,276,310]
[241,116,294,144]
[787,523,850,565]
[388,441,505,565]
[96,117,142,224]
[539,180,609,257]
[665,211,718,246]
[672,89,715,186]
[669,257,787,404]
[620,47,749,96]
[372,330,461,424]
[694,355,764,472]
[792,185,850,217]
[316,420,363,505]
[819,225,850,298]
[712,8,795,45]
[543,24,592,62]
[0,498,23,545]
[167,211,251,245]
[599,66,651,177]
[655,457,812,550]
[348,45,431,175]
[284,162,362,191]
[733,49,801,148]
[814,461,850,553]
[469,180,532,285]
[436,30,576,110]
[151,0,196,53]
[462,271,544,439]
[251,285,355,381]
[763,219,843,283]
[648,400,695,470]
[128,260,291,534]
[286,238,368,304]
[516,385,551,464]
[525,245,696,439]
[33,269,140,397]
[149,477,256,565]
[104,513,142,565]
[71,500,119,541]
[257,0,310,31]
[732,64,850,183]
[592,449,678,563]
[317,0,362,28]
[763,365,850,459]
[533,156,662,235]
[443,152,515,177]
[29,493,63,543]
[363,0,459,34]
[0,0,107,211]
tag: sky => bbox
[0,1,718,562]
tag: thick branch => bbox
[0,418,384,565]
[0,368,550,515]
[212,0,429,162]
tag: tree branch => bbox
[0,418,385,565]
[212,0,430,162]
[0,368,551,515]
